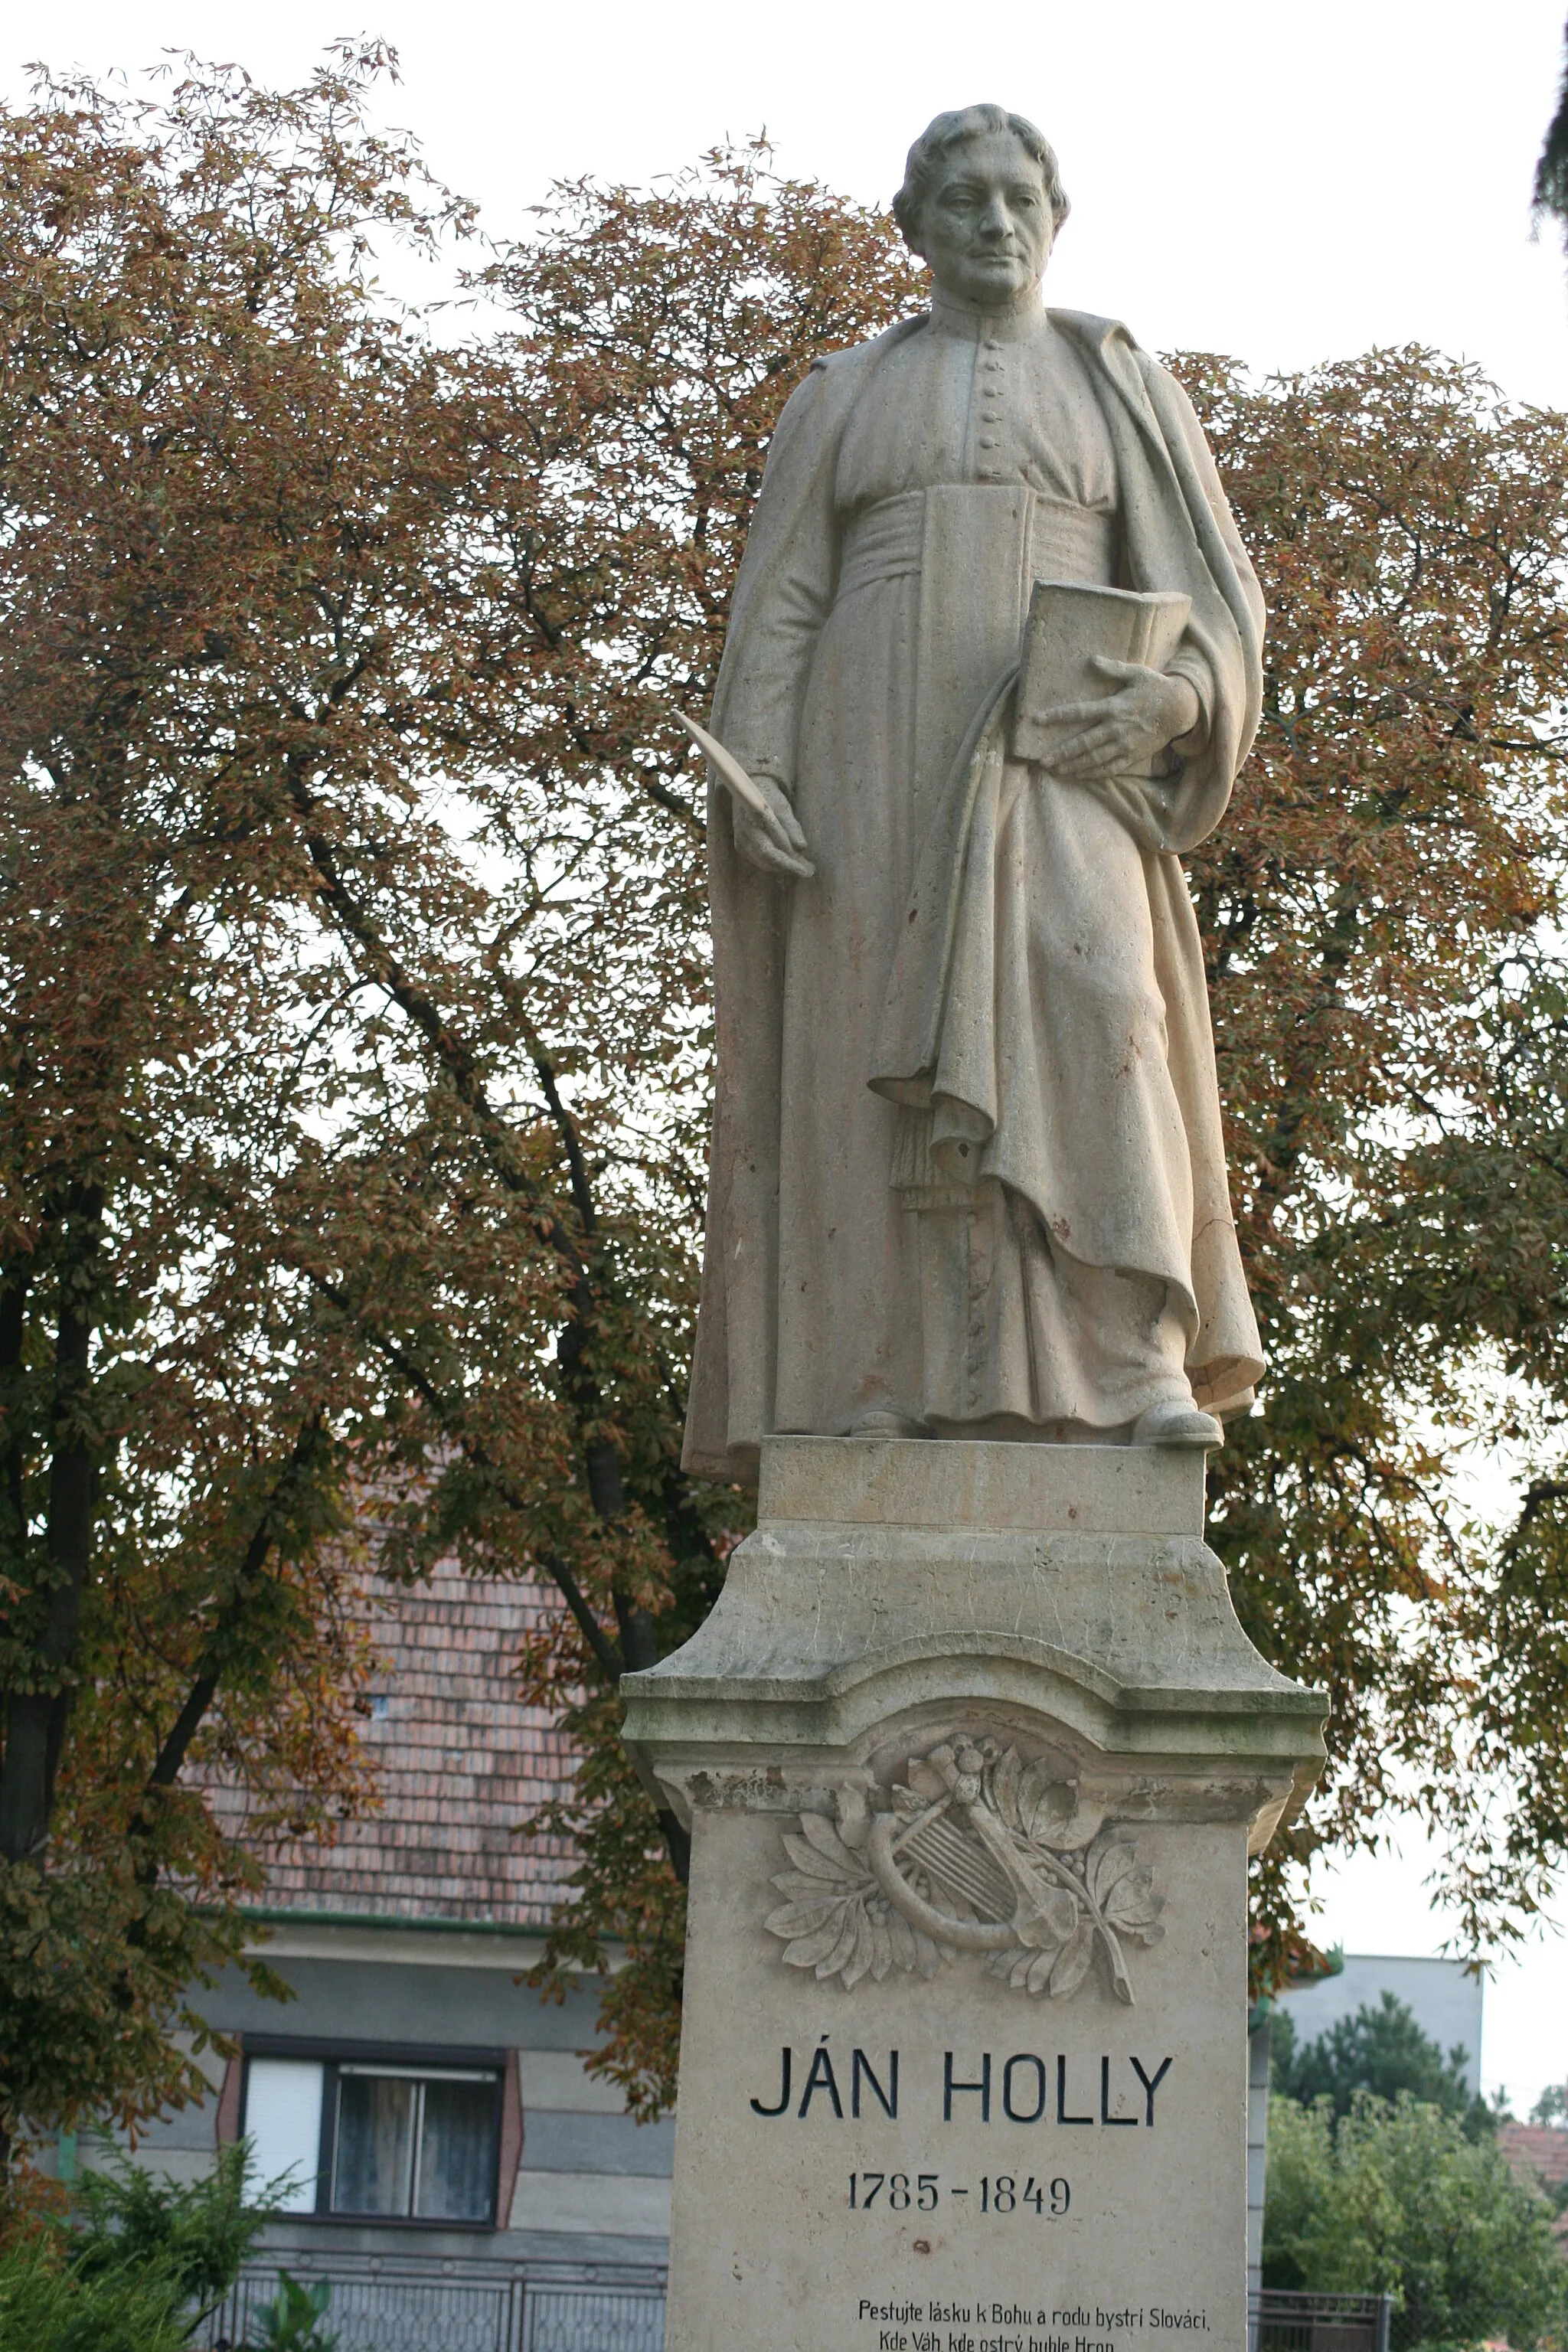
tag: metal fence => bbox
[196,2252,667,2352]
[204,2275,1406,2352]
[1251,2292,1394,2352]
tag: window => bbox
[333,2065,498,2221]
[241,2043,504,2226]
[243,2059,325,2214]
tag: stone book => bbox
[1011,580,1192,770]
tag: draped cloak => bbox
[681,300,1266,1485]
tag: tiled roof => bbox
[213,1566,581,1929]
[1498,2122,1568,2188]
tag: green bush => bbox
[0,2224,187,2352]
[247,2271,338,2350]
[1264,2092,1566,2349]
[72,2144,270,2320]
[0,2141,278,2350]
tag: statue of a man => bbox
[682,104,1266,1484]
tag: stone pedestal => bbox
[622,1439,1325,2352]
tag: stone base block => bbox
[622,1438,1325,2352]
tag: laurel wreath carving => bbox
[763,1735,1164,2004]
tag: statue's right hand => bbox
[731,773,815,880]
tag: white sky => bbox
[14,0,1568,2105]
[12,0,1568,403]
[1309,1832,1565,2119]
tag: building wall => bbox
[1273,1954,1483,2092]
[110,1918,673,2265]
[1246,2016,1271,2305]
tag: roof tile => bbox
[206,1567,583,1929]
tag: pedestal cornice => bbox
[622,1436,1327,1844]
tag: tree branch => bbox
[541,1550,624,1685]
[292,1258,627,1681]
[138,1413,332,1806]
[286,769,625,1514]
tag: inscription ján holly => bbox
[748,2044,1174,2125]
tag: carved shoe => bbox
[848,1408,929,1440]
[1132,1396,1224,1450]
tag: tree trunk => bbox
[0,1183,103,1865]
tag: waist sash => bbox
[838,486,1118,603]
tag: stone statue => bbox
[682,103,1266,1484]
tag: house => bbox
[1248,1954,1486,2327]
[1498,2120,1568,2242]
[1272,1952,1484,2091]
[116,1563,672,2349]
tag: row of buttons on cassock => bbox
[976,337,1006,475]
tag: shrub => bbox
[0,2141,276,2350]
[1264,2092,1566,2348]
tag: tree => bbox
[1536,20,1568,248]
[1534,2082,1568,2127]
[1263,2092,1566,2347]
[1171,348,1568,1984]
[0,50,917,2154]
[1272,1994,1476,2125]
[9,45,1568,2151]
[0,41,462,2161]
[517,327,1568,2082]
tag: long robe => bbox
[682,295,1266,1485]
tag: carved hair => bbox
[893,104,1070,249]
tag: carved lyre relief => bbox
[763,1734,1164,2004]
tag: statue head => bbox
[893,104,1069,310]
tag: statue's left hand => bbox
[1041,658,1200,781]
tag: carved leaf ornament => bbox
[764,1736,1164,2004]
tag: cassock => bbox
[682,292,1266,1485]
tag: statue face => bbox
[914,130,1054,307]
